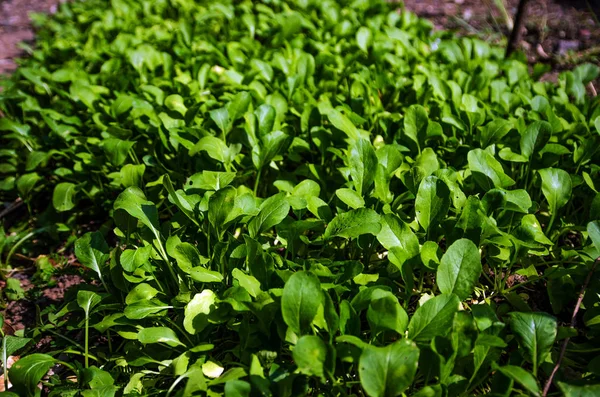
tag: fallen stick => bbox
[542,258,599,396]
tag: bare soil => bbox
[0,0,62,75]
[403,0,600,72]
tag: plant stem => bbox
[84,315,90,368]
[546,212,557,234]
[542,259,599,396]
[253,168,262,196]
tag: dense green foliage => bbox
[1,0,600,396]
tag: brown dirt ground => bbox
[403,0,600,73]
[0,0,63,75]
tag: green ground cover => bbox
[1,0,600,396]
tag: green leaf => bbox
[468,149,515,190]
[377,214,419,267]
[124,300,170,320]
[367,289,408,336]
[255,104,276,137]
[232,268,261,298]
[348,138,377,197]
[482,188,532,214]
[403,104,428,152]
[538,168,572,215]
[208,186,237,239]
[210,107,231,134]
[359,339,420,397]
[224,380,251,397]
[187,171,237,191]
[257,130,291,169]
[408,294,460,343]
[281,271,322,335]
[2,336,32,378]
[480,119,512,148]
[558,382,600,397]
[165,94,187,117]
[114,187,161,240]
[190,267,224,283]
[8,354,56,397]
[163,174,198,226]
[75,232,109,283]
[138,327,184,347]
[102,138,135,166]
[415,176,451,232]
[248,192,290,238]
[508,312,557,376]
[111,95,134,117]
[326,108,359,141]
[125,283,159,304]
[356,26,372,52]
[494,365,540,396]
[324,208,381,239]
[16,173,41,198]
[521,121,552,159]
[120,245,152,272]
[336,188,365,209]
[189,136,230,163]
[52,182,77,212]
[588,221,600,253]
[437,239,482,300]
[184,290,217,334]
[77,290,102,316]
[82,366,115,389]
[293,335,330,381]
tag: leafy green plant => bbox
[1,0,600,395]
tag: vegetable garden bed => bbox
[1,0,600,396]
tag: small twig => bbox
[0,198,23,220]
[589,82,597,97]
[505,0,530,58]
[542,259,599,396]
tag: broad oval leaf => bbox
[508,312,557,376]
[468,149,515,190]
[376,214,419,266]
[248,192,290,238]
[538,168,572,215]
[208,186,237,238]
[335,188,365,209]
[437,238,482,300]
[415,175,451,232]
[75,232,109,283]
[520,120,552,159]
[324,208,381,240]
[348,138,378,197]
[281,271,322,335]
[367,289,408,336]
[494,365,541,396]
[77,290,102,316]
[8,354,56,396]
[52,182,77,212]
[114,187,161,239]
[480,119,512,148]
[138,327,184,347]
[184,290,217,334]
[408,293,460,343]
[293,335,330,381]
[359,339,420,397]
